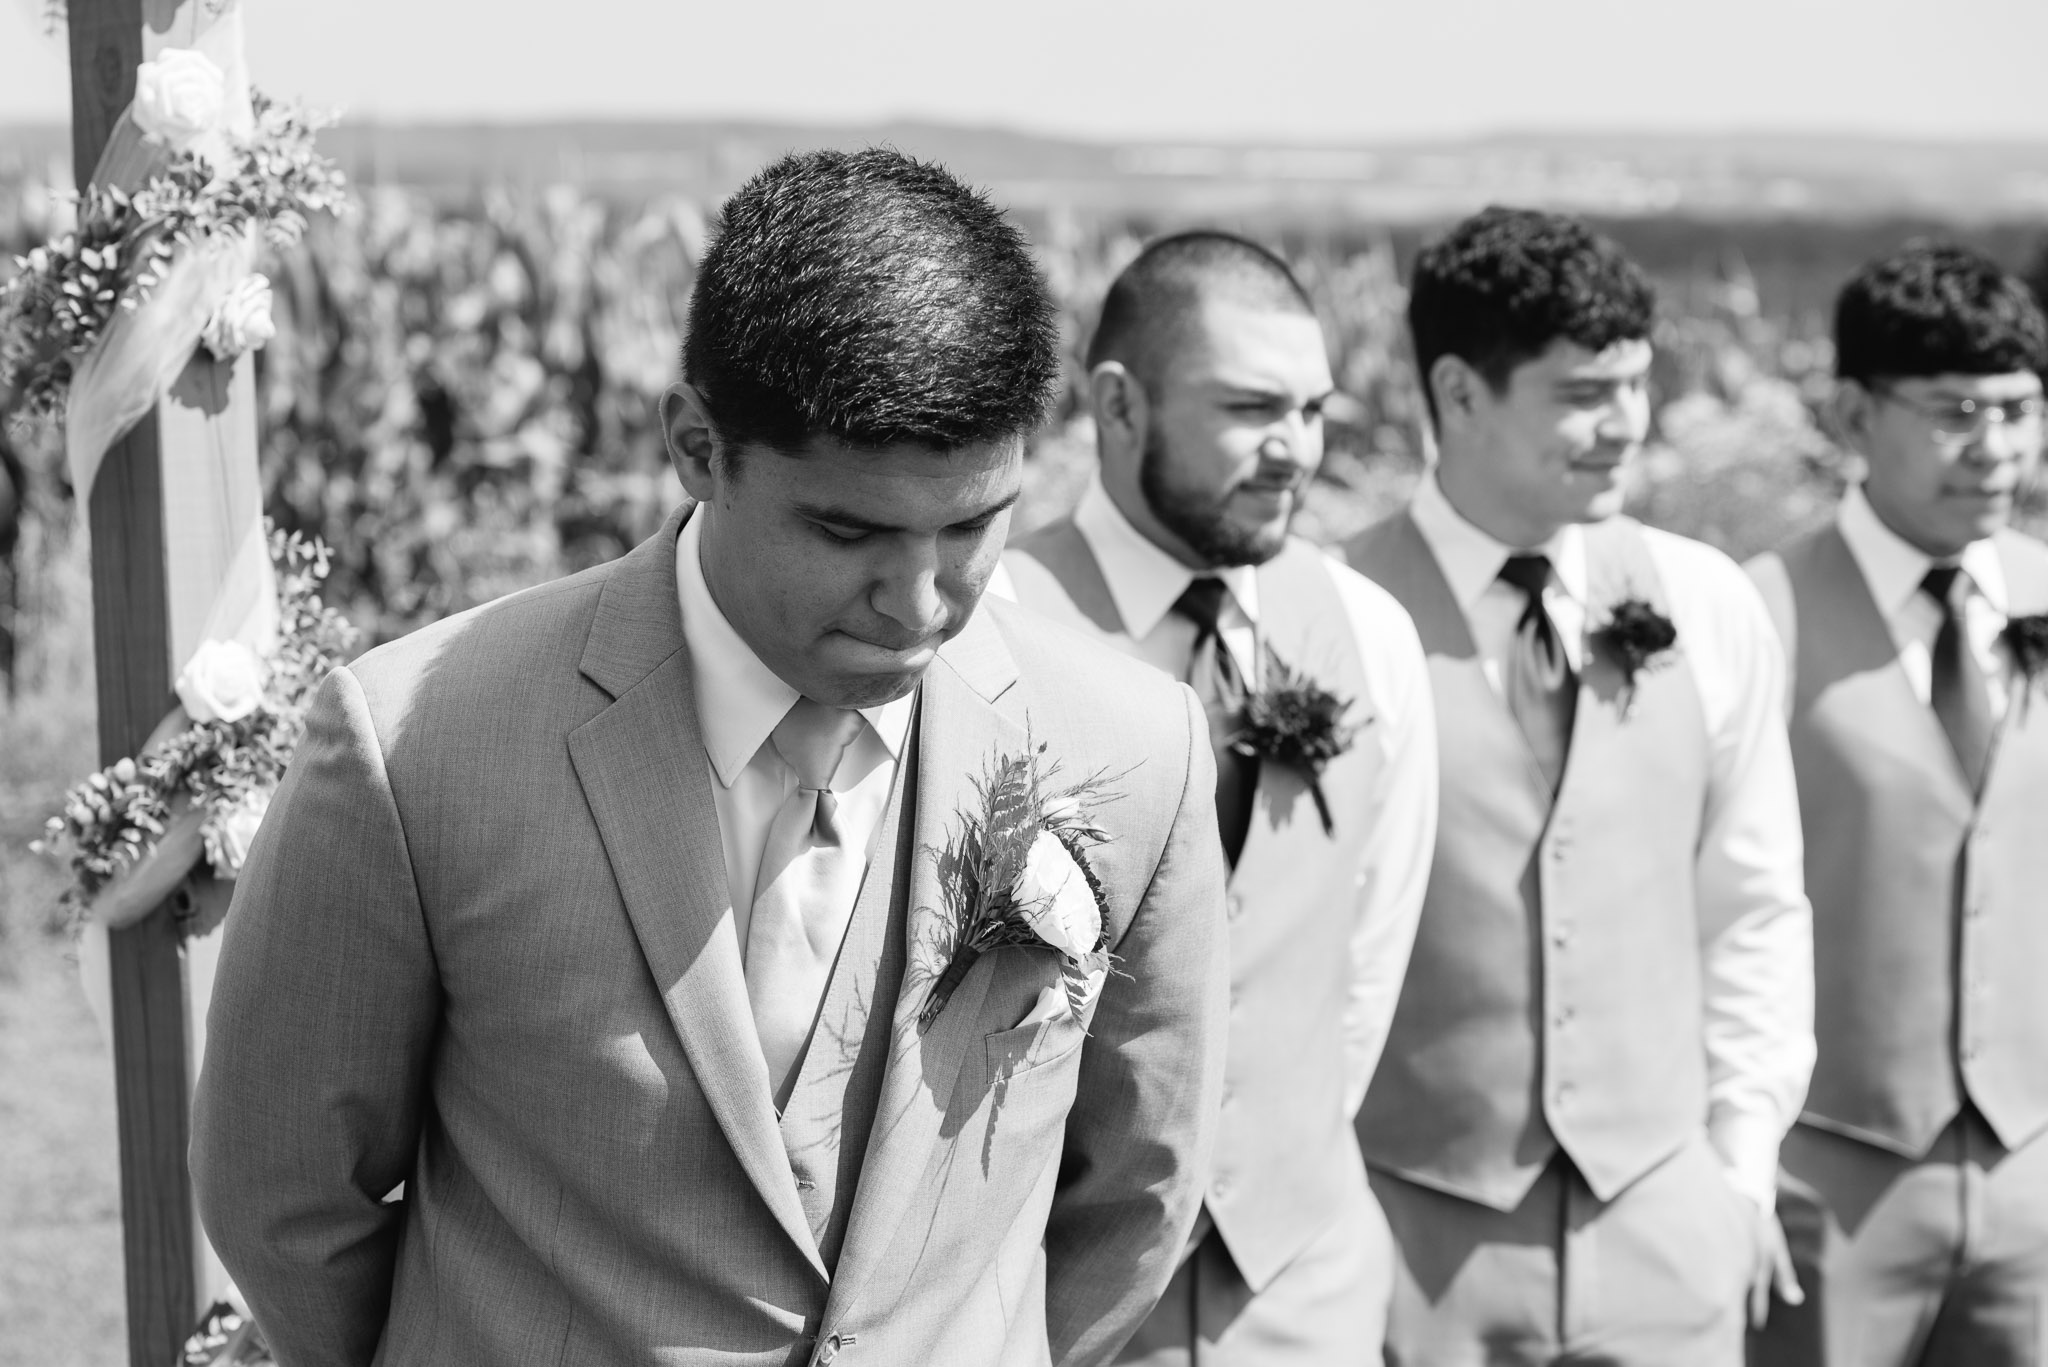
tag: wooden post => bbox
[67,2,201,1363]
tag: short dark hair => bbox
[683,147,1060,453]
[1408,206,1656,426]
[1086,231,1316,388]
[1834,241,2048,385]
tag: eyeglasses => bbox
[1878,389,2045,445]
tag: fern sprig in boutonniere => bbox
[1589,597,1678,717]
[1229,647,1365,836]
[918,743,1122,1032]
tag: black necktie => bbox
[1173,577,1258,869]
[1499,553,1577,793]
[1922,565,1994,792]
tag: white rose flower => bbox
[132,47,227,151]
[1014,829,1102,958]
[201,274,277,361]
[209,789,272,877]
[176,638,266,723]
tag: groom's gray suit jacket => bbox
[191,506,1231,1367]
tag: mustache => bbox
[1236,461,1310,495]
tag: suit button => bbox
[1554,1083,1576,1108]
[1550,843,1568,862]
[1551,925,1572,948]
[1555,1008,1576,1028]
[1213,1176,1233,1201]
[815,1335,841,1366]
[1227,894,1245,920]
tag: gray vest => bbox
[1751,525,2048,1158]
[1005,524,1376,1292]
[1348,513,1711,1211]
[775,727,917,1271]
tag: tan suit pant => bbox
[1375,1134,1752,1367]
[1116,1164,1392,1366]
[1751,1109,2048,1367]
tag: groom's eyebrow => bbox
[796,489,1021,533]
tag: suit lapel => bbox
[824,607,1024,1322]
[566,506,826,1282]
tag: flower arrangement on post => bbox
[919,743,1122,1031]
[32,525,357,935]
[0,62,344,426]
[1229,647,1365,835]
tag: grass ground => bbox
[1,539,126,1365]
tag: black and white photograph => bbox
[2,2,2046,1364]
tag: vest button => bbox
[1554,1083,1576,1108]
[1551,925,1573,948]
[1213,1176,1233,1201]
[1555,1007,1576,1028]
[1227,894,1245,920]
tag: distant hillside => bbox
[6,119,2048,224]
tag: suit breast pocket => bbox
[984,1012,1086,1080]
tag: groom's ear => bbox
[661,383,723,501]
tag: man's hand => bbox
[1747,1198,1804,1328]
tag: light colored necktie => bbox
[746,697,867,1107]
[1499,552,1577,794]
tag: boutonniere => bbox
[1229,647,1366,836]
[2002,614,2048,694]
[1588,597,1679,717]
[918,743,1120,1033]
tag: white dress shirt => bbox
[1410,471,1814,1210]
[1836,483,2012,716]
[675,508,916,963]
[996,476,1439,1110]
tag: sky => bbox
[3,0,2047,144]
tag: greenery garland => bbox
[0,91,346,425]
[32,524,357,930]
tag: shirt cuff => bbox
[1709,1108,1785,1213]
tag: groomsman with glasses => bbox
[1747,243,2048,1367]
[1344,207,1815,1366]
[998,231,1440,1363]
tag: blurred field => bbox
[0,535,122,1366]
[0,163,2045,1358]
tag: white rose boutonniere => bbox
[918,741,1122,1031]
[176,638,267,724]
[201,274,278,362]
[1016,830,1102,958]
[132,47,228,152]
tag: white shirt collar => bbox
[1837,482,2008,619]
[1408,468,1588,612]
[675,507,915,789]
[1072,472,1261,639]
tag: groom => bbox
[192,149,1231,1367]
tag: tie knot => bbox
[1498,553,1554,601]
[1172,576,1232,636]
[771,697,863,793]
[1922,564,1968,610]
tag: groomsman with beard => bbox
[1344,207,1814,1366]
[997,231,1440,1363]
[1747,243,2048,1367]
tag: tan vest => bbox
[775,731,917,1271]
[1750,525,2048,1158]
[1348,513,1710,1211]
[1005,525,1376,1292]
